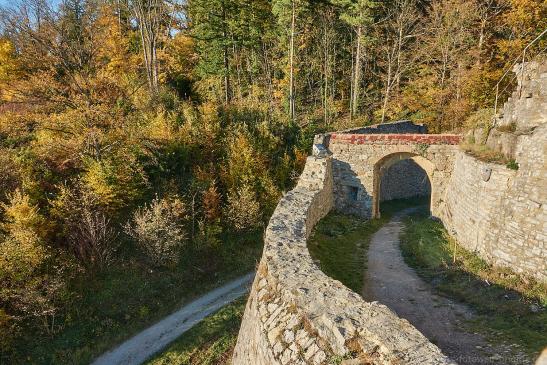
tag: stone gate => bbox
[322,131,461,219]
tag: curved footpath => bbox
[92,272,254,365]
[363,210,530,365]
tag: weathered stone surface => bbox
[328,134,460,219]
[441,125,547,282]
[339,120,427,134]
[380,159,430,202]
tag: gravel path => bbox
[363,210,529,365]
[91,272,254,365]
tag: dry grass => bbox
[496,122,517,133]
[460,142,508,164]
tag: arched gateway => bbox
[325,131,461,219]
[372,152,434,218]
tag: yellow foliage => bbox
[0,190,48,283]
[81,156,148,212]
[95,4,132,77]
[224,131,262,188]
[0,38,19,81]
[1,190,46,242]
[0,37,21,101]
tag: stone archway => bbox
[372,152,436,218]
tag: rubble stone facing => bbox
[232,154,453,365]
[380,159,431,202]
[234,60,545,364]
[486,60,546,159]
[442,125,547,282]
[495,60,546,131]
[339,120,427,134]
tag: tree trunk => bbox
[381,57,392,123]
[323,19,329,125]
[352,26,362,118]
[222,1,230,104]
[289,0,296,122]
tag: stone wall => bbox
[233,153,453,365]
[380,159,431,202]
[495,60,546,131]
[442,125,547,282]
[485,60,546,159]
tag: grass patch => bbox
[497,122,517,133]
[308,197,428,293]
[308,213,385,292]
[460,142,508,164]
[400,212,547,357]
[7,232,262,365]
[145,297,246,365]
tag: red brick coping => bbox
[329,133,462,145]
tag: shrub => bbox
[225,184,261,231]
[202,184,221,222]
[193,221,222,250]
[0,190,48,284]
[50,185,119,269]
[81,155,149,213]
[125,196,187,267]
[506,159,519,170]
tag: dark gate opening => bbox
[379,159,431,215]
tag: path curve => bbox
[92,272,254,365]
[363,210,529,365]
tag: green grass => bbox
[400,211,547,357]
[7,232,262,365]
[145,298,246,365]
[308,197,428,293]
[308,213,385,292]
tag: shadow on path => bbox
[363,209,528,365]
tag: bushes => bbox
[125,196,188,267]
[224,184,261,232]
[50,186,119,269]
[0,190,48,284]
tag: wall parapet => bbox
[329,133,462,145]
[233,153,454,365]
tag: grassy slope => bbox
[145,298,246,365]
[400,211,547,357]
[10,232,262,365]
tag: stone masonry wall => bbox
[327,133,461,218]
[233,152,453,365]
[485,60,547,159]
[442,124,547,282]
[380,159,431,202]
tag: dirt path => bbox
[91,272,254,365]
[363,210,529,365]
